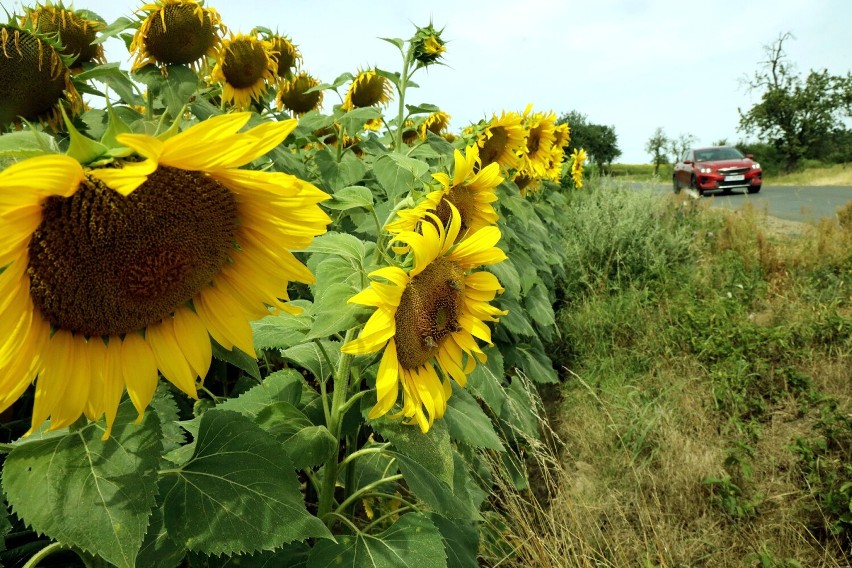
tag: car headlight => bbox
[751,163,761,170]
[698,166,712,174]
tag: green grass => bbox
[485,180,852,567]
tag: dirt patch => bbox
[761,215,810,238]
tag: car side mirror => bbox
[684,160,693,165]
[746,154,754,159]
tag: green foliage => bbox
[556,110,621,169]
[555,185,697,302]
[738,32,852,171]
[3,400,162,568]
[644,126,670,174]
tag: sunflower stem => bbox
[316,328,357,521]
[392,42,416,152]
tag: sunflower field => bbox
[0,2,585,566]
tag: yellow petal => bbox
[173,306,213,383]
[195,285,257,357]
[122,331,161,421]
[146,317,198,398]
[0,154,83,206]
[89,159,157,196]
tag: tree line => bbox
[646,32,852,174]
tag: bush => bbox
[556,183,698,301]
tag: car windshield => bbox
[694,147,745,162]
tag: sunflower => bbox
[386,144,501,240]
[130,0,225,71]
[264,33,300,79]
[342,68,393,111]
[520,105,558,179]
[512,171,540,197]
[0,24,81,128]
[20,2,106,67]
[418,110,451,140]
[553,122,570,150]
[0,113,330,437]
[571,147,587,189]
[276,71,323,116]
[476,110,525,172]
[342,205,507,432]
[211,32,277,110]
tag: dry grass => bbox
[481,203,852,567]
[768,164,852,186]
[481,368,850,567]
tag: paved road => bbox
[638,183,852,223]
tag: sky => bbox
[12,0,852,163]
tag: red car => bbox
[673,146,762,195]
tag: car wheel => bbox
[690,175,703,196]
[748,184,761,194]
[672,176,681,193]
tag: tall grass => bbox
[481,181,852,567]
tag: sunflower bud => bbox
[411,23,445,66]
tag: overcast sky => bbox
[15,0,852,163]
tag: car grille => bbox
[718,167,750,175]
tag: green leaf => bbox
[161,65,199,118]
[62,106,109,164]
[487,260,521,298]
[339,107,384,133]
[307,513,447,568]
[160,410,331,555]
[75,62,143,105]
[251,307,311,351]
[466,348,507,415]
[379,37,405,52]
[101,101,133,148]
[91,16,134,44]
[212,341,261,380]
[256,403,336,468]
[280,340,340,383]
[405,103,441,115]
[512,344,558,384]
[2,400,162,568]
[0,510,11,553]
[149,385,186,455]
[523,283,555,328]
[498,299,537,337]
[345,441,398,494]
[314,149,367,191]
[307,232,368,263]
[428,514,479,568]
[394,452,481,521]
[189,542,311,567]
[307,283,370,340]
[136,502,186,568]
[374,420,453,487]
[499,379,541,440]
[0,131,58,167]
[215,369,304,417]
[443,386,504,450]
[324,185,374,211]
[373,154,430,201]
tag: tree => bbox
[557,111,622,171]
[645,127,670,175]
[668,133,697,163]
[738,32,852,172]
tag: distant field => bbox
[605,162,852,186]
